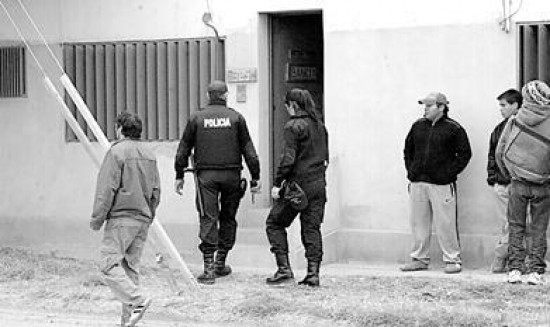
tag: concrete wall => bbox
[1,0,549,268]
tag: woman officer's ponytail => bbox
[285,88,323,124]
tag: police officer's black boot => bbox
[197,253,215,285]
[266,254,294,285]
[214,250,232,277]
[298,261,320,287]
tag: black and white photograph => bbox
[1,0,550,326]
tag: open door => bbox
[270,11,324,186]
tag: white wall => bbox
[1,0,549,265]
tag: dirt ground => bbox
[2,247,550,327]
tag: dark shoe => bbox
[444,263,462,274]
[400,260,428,272]
[298,261,320,287]
[491,257,508,273]
[214,250,232,278]
[197,253,216,285]
[125,298,152,327]
[266,254,294,285]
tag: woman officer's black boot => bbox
[298,261,320,287]
[266,254,294,285]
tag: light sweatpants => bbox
[100,218,150,306]
[409,182,461,265]
[492,184,510,260]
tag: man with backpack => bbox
[496,80,550,285]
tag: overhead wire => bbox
[0,0,47,76]
[499,0,524,25]
[16,0,64,73]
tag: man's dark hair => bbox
[497,89,523,108]
[116,111,142,139]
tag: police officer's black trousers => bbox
[196,170,242,255]
[266,178,326,262]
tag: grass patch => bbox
[2,246,550,326]
[0,247,91,282]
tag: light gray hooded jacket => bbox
[496,100,550,184]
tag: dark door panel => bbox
[271,13,324,184]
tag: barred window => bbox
[518,23,550,87]
[63,38,225,141]
[0,46,26,98]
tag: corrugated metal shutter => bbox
[0,46,26,98]
[63,38,225,141]
[519,24,550,87]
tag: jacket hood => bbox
[516,102,550,126]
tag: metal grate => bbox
[63,38,225,141]
[0,46,26,98]
[518,23,550,87]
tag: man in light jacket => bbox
[91,112,160,327]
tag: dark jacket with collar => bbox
[174,100,260,180]
[487,118,511,186]
[404,114,472,185]
[274,111,329,187]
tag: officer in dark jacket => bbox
[174,80,261,285]
[401,92,472,274]
[487,89,522,273]
[265,88,329,287]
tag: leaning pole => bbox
[0,0,198,291]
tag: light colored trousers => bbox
[492,184,510,259]
[100,218,150,306]
[409,182,461,265]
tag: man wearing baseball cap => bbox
[402,92,472,274]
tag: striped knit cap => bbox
[522,80,550,106]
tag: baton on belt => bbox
[183,155,205,218]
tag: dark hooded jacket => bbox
[487,119,512,186]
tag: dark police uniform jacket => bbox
[174,100,260,180]
[274,111,329,187]
[404,114,472,185]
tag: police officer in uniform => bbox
[266,88,329,287]
[174,80,261,285]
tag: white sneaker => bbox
[125,298,152,327]
[526,272,543,285]
[507,270,522,284]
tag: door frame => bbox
[263,10,324,191]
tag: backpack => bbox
[502,117,550,184]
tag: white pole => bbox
[45,76,199,290]
[151,219,198,288]
[43,76,101,167]
[2,0,198,290]
[59,74,111,149]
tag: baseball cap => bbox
[418,92,449,105]
[207,80,228,93]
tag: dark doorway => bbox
[270,12,324,185]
